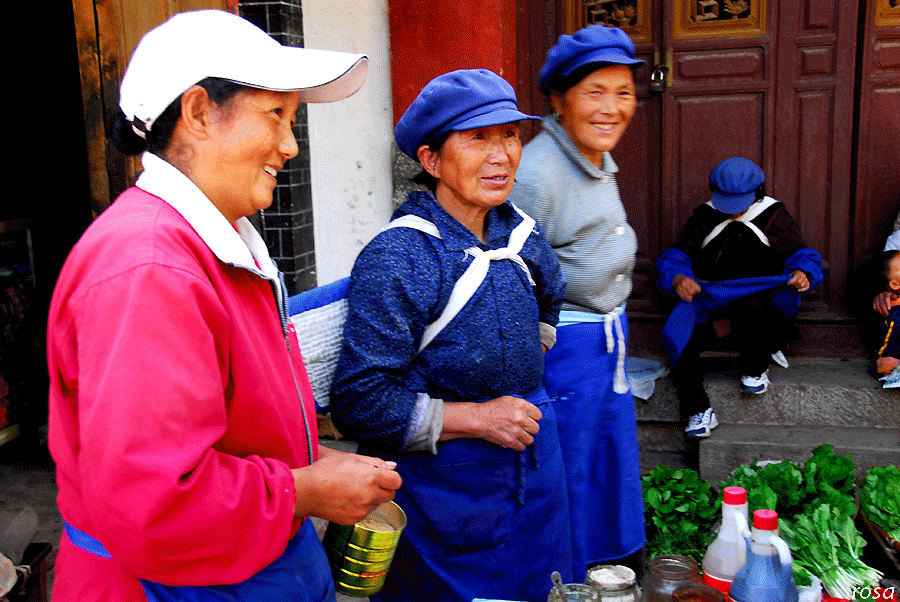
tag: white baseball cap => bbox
[119,9,368,137]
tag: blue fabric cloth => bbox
[656,247,823,366]
[542,315,645,575]
[368,387,572,602]
[330,191,566,453]
[64,520,335,602]
[287,277,349,315]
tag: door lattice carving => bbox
[876,0,900,26]
[565,0,651,42]
[675,0,765,39]
[583,0,637,28]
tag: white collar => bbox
[701,196,779,249]
[135,153,281,291]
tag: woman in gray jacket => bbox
[508,24,646,580]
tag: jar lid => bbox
[585,564,636,591]
[753,509,778,530]
[648,554,699,579]
[723,486,747,505]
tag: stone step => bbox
[698,423,900,485]
[637,423,698,473]
[635,357,900,429]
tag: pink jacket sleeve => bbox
[69,263,297,585]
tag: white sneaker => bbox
[740,371,770,394]
[771,350,789,368]
[685,408,718,439]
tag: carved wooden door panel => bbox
[555,0,863,355]
[73,0,233,216]
[853,1,900,267]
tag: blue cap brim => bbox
[710,191,756,214]
[559,47,643,78]
[435,108,540,140]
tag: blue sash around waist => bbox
[64,519,335,602]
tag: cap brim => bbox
[710,191,755,214]
[559,48,644,78]
[217,48,368,103]
[447,108,541,133]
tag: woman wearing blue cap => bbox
[657,157,821,435]
[508,24,646,579]
[330,69,572,601]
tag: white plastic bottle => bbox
[702,486,750,598]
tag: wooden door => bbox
[854,1,900,267]
[550,0,863,356]
[73,0,233,216]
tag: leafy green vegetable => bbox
[642,465,720,565]
[718,461,776,514]
[802,481,856,518]
[859,465,900,541]
[780,504,882,599]
[718,446,856,520]
[717,446,872,596]
[803,444,855,495]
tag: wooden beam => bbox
[73,0,112,216]
[73,0,229,218]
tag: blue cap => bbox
[394,69,539,160]
[539,25,643,94]
[709,157,766,214]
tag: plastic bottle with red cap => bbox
[728,509,798,602]
[702,486,749,600]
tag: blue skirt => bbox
[543,316,646,577]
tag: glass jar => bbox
[548,583,602,602]
[585,564,640,601]
[641,555,701,602]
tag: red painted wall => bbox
[388,0,518,124]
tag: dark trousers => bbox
[671,292,799,418]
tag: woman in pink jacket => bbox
[46,10,400,602]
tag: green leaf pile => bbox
[859,465,900,542]
[642,464,720,565]
[780,504,883,599]
[717,444,883,597]
[717,444,856,519]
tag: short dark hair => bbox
[109,77,248,156]
[410,130,452,193]
[546,61,637,97]
[879,250,900,287]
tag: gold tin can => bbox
[323,501,407,597]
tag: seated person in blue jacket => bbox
[656,157,822,439]
[872,250,900,378]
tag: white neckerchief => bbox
[135,152,281,297]
[381,205,536,352]
[701,196,779,249]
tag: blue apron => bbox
[543,315,646,577]
[64,518,335,602]
[369,386,572,602]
